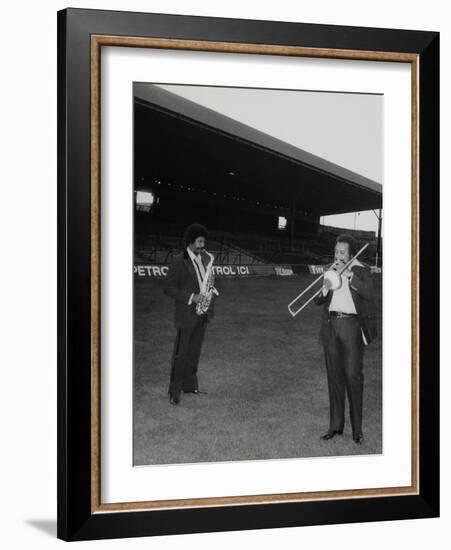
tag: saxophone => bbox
[196,251,219,315]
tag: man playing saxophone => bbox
[164,223,219,406]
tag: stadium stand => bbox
[135,224,379,268]
[133,85,382,272]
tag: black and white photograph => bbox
[1,0,444,547]
[133,83,383,466]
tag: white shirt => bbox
[186,247,205,305]
[187,247,206,291]
[328,259,364,314]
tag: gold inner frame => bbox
[90,35,420,514]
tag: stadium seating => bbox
[134,224,380,267]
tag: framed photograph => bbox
[57,8,439,541]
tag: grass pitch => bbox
[133,274,382,465]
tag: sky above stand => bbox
[159,84,383,234]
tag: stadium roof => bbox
[134,84,382,217]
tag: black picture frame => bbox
[57,7,439,542]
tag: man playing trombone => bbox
[314,234,377,445]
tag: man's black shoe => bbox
[169,395,179,406]
[320,429,343,441]
[353,434,364,445]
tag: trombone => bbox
[287,242,369,317]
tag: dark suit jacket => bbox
[164,250,216,328]
[315,264,378,346]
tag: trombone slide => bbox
[287,273,323,317]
